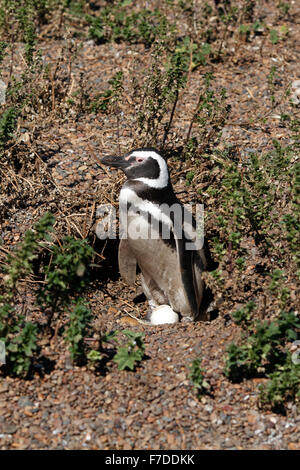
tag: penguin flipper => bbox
[118,238,137,284]
[174,237,199,320]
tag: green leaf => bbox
[270,29,279,44]
[102,330,119,343]
[87,350,102,362]
[113,346,142,370]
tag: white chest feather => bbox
[119,187,173,233]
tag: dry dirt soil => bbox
[0,0,299,450]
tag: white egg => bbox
[149,305,179,325]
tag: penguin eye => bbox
[135,157,144,163]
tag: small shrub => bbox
[186,170,195,185]
[87,5,171,47]
[5,320,37,377]
[82,329,146,371]
[0,213,54,376]
[65,299,92,364]
[0,107,19,147]
[133,40,189,146]
[87,71,123,114]
[38,236,95,313]
[185,72,231,152]
[189,357,211,397]
[87,349,102,363]
[112,330,146,371]
[1,212,55,300]
[232,301,256,328]
[225,308,300,381]
[225,304,300,411]
[0,304,37,377]
[259,354,300,411]
[0,40,8,73]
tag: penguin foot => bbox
[181,315,194,323]
[149,305,180,325]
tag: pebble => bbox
[4,424,17,434]
[18,397,33,408]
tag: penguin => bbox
[101,147,216,325]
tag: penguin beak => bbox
[101,154,129,169]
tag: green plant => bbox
[98,329,146,371]
[112,330,146,371]
[174,37,211,71]
[6,320,37,377]
[0,304,37,377]
[66,320,147,370]
[0,40,8,73]
[269,29,279,45]
[133,40,189,146]
[0,208,98,373]
[268,269,292,310]
[225,303,300,410]
[189,357,211,396]
[235,256,245,271]
[65,299,92,364]
[0,213,57,377]
[0,107,19,147]
[267,65,278,107]
[232,301,256,328]
[38,236,94,309]
[278,2,290,16]
[225,308,300,380]
[87,71,123,114]
[0,212,55,300]
[87,349,102,362]
[85,328,147,372]
[87,4,171,47]
[281,161,300,266]
[0,0,60,38]
[0,12,51,158]
[238,24,250,41]
[204,134,299,314]
[259,353,300,410]
[185,72,230,152]
[186,170,195,185]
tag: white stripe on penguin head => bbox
[130,150,169,189]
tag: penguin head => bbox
[101,147,169,189]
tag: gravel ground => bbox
[0,1,300,450]
[1,312,299,450]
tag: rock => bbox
[18,396,33,408]
[4,424,17,434]
[118,316,140,326]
